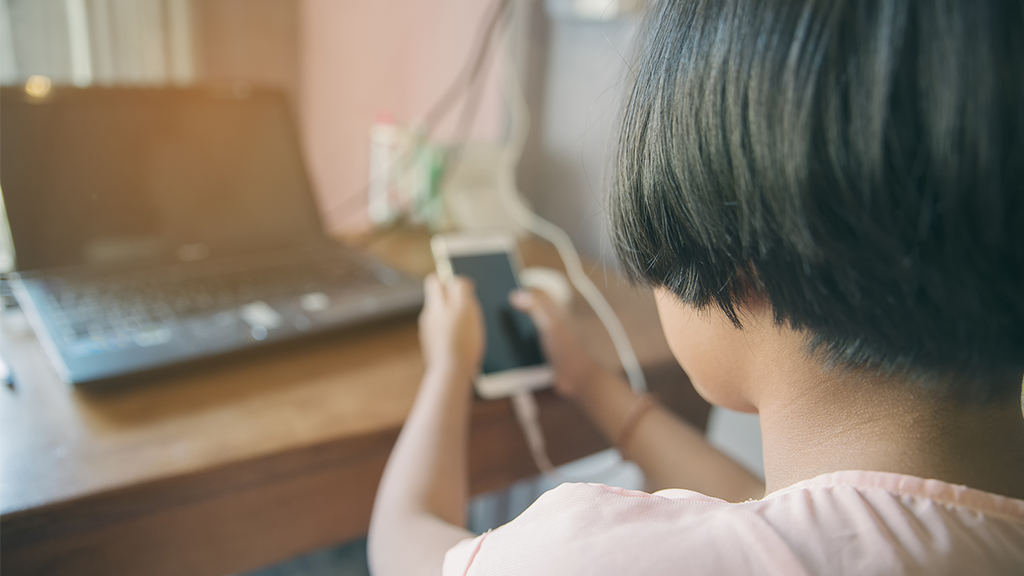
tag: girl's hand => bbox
[419,274,485,381]
[510,288,601,402]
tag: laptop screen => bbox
[0,87,326,272]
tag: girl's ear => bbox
[730,265,772,324]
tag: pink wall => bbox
[299,0,505,233]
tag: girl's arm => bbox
[511,289,765,501]
[367,275,482,576]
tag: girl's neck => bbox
[755,359,1024,499]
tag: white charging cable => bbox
[499,1,646,483]
[498,4,646,398]
[511,391,565,481]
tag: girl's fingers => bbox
[510,288,555,333]
[449,276,477,308]
[424,273,444,306]
[509,289,533,310]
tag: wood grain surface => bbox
[0,229,708,576]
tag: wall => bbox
[191,0,640,256]
[194,0,299,99]
[519,6,638,263]
[299,0,505,233]
[298,0,645,261]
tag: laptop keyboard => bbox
[41,251,396,345]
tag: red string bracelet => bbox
[615,393,658,461]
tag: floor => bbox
[244,538,370,576]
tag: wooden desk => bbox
[0,230,708,576]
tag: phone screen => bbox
[449,253,545,374]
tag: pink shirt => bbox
[443,471,1024,575]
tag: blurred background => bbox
[0,2,762,574]
[1,0,642,265]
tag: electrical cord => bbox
[500,0,646,484]
[423,0,511,129]
[497,7,646,398]
[440,0,511,188]
[324,0,512,223]
[511,391,564,481]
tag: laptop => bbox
[0,85,423,387]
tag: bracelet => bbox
[615,393,658,461]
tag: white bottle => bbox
[368,111,401,225]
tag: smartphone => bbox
[431,232,553,399]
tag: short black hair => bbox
[612,0,1024,402]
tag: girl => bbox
[368,1,1024,574]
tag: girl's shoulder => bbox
[444,474,1024,576]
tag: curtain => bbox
[0,0,196,86]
